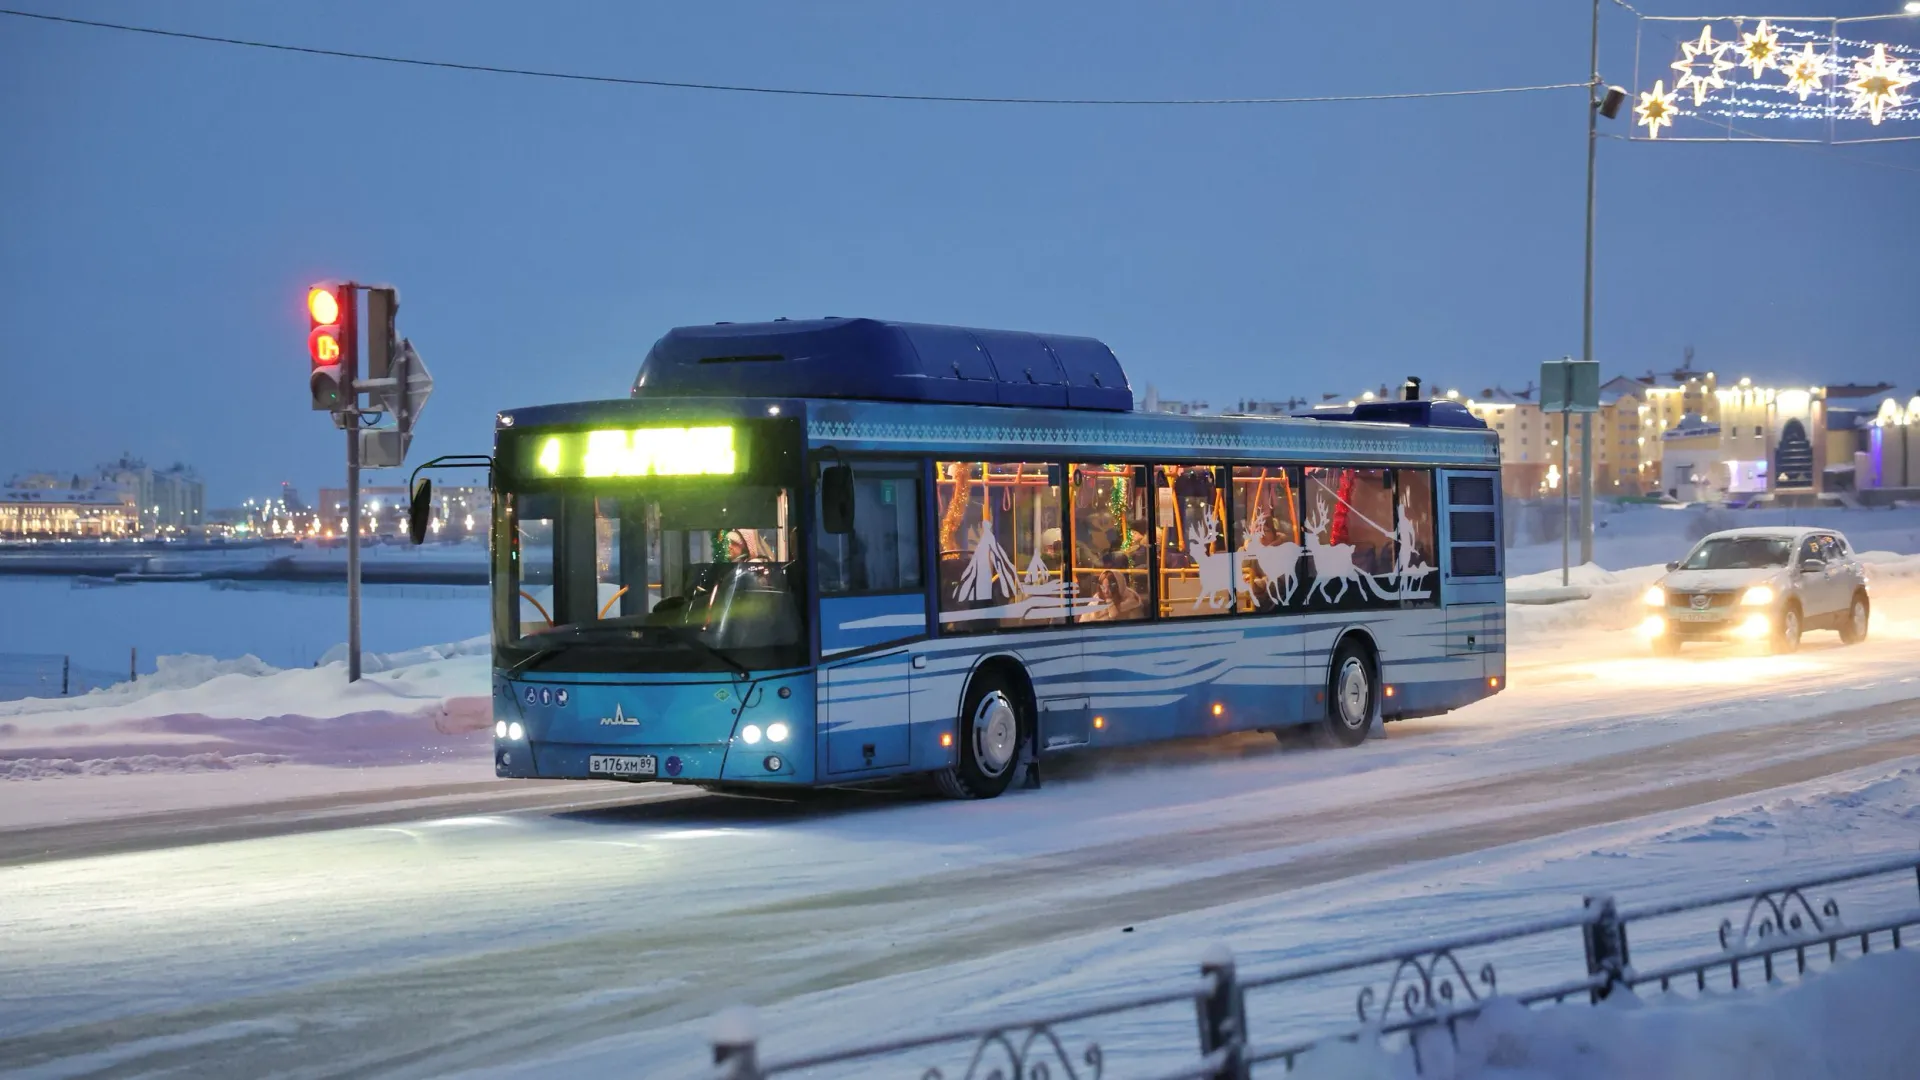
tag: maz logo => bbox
[599,704,639,727]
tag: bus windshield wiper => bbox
[640,625,751,677]
[508,625,643,678]
[511,623,750,677]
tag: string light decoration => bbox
[1736,20,1782,79]
[1631,14,1918,142]
[1847,43,1914,126]
[1782,41,1830,101]
[1672,25,1736,106]
[1636,79,1679,138]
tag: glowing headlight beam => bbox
[1741,585,1775,606]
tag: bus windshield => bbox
[1680,536,1791,571]
[497,481,804,674]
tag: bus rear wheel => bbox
[1320,640,1376,749]
[935,670,1027,800]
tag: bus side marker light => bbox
[1488,677,1500,689]
[1092,716,1105,730]
[940,732,953,748]
[1211,703,1224,717]
[1385,686,1395,698]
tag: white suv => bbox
[1642,527,1871,655]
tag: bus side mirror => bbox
[408,479,433,545]
[821,465,855,535]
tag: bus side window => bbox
[1300,466,1397,611]
[1068,463,1150,623]
[1391,469,1439,605]
[1155,464,1232,618]
[935,461,1066,630]
[816,463,923,596]
[1231,465,1301,613]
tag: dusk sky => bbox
[3,0,1916,504]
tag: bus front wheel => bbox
[936,670,1027,800]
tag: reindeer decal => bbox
[1186,509,1244,610]
[1303,498,1368,604]
[1240,522,1304,607]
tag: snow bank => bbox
[0,636,492,782]
[1292,950,1920,1080]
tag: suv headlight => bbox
[1741,585,1775,606]
[1642,586,1666,607]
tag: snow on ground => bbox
[4,600,1919,1077]
[442,758,1920,1080]
[2,505,1918,1075]
[0,637,491,820]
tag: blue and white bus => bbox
[424,318,1505,799]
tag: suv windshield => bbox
[497,483,804,674]
[1681,536,1791,571]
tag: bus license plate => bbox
[590,755,657,777]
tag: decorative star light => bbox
[1636,79,1679,139]
[1782,41,1829,102]
[1735,20,1781,79]
[1847,43,1913,127]
[1672,25,1736,106]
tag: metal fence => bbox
[0,652,130,702]
[708,853,1920,1079]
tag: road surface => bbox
[3,616,1919,1078]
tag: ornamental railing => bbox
[707,852,1920,1079]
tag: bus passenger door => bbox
[821,651,913,774]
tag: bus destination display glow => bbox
[532,425,738,478]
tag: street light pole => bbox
[1580,0,1600,567]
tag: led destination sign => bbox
[530,425,739,479]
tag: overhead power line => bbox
[0,7,1587,107]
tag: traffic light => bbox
[308,283,353,411]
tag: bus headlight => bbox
[495,721,508,738]
[1741,585,1775,606]
[740,724,763,745]
[766,722,790,743]
[506,722,524,741]
[1642,586,1666,607]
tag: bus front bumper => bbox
[495,739,806,784]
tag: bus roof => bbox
[632,318,1133,412]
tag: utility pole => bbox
[1580,0,1601,568]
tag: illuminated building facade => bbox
[0,484,138,538]
[315,485,491,540]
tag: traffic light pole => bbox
[347,419,362,682]
[340,287,363,684]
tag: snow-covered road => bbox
[3,571,1920,1078]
